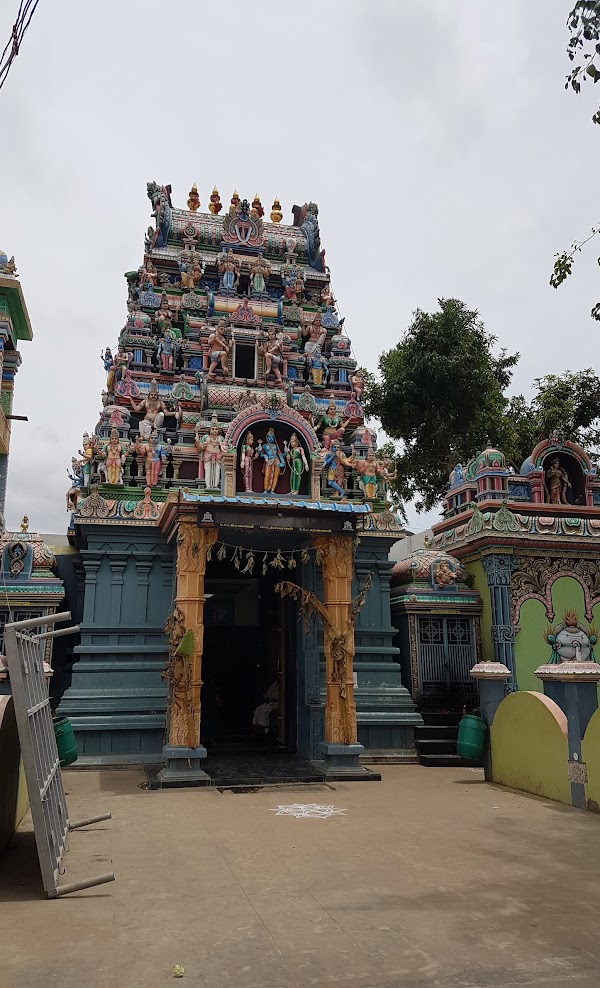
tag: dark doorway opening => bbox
[201,563,297,754]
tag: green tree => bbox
[365,299,519,511]
[551,2,600,317]
[506,370,600,467]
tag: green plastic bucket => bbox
[53,716,78,767]
[457,714,486,760]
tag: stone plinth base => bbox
[316,742,379,780]
[158,745,210,787]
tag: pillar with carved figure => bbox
[159,521,218,785]
[313,533,369,776]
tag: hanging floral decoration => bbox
[201,537,360,573]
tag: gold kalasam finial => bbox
[270,197,283,224]
[20,515,29,533]
[208,186,222,214]
[231,189,240,204]
[187,183,200,211]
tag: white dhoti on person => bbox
[252,681,278,729]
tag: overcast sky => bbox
[1,0,598,535]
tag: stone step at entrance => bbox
[414,721,482,768]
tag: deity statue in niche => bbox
[322,439,349,498]
[378,458,397,501]
[207,321,231,381]
[545,457,572,505]
[155,293,174,335]
[249,256,270,296]
[196,415,226,490]
[130,379,168,439]
[318,395,351,449]
[259,428,286,493]
[217,249,240,292]
[135,433,166,487]
[545,610,598,664]
[285,433,309,494]
[257,329,284,385]
[240,431,257,492]
[102,428,128,485]
[179,249,195,289]
[113,346,133,386]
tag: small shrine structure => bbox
[432,434,600,695]
[58,183,420,780]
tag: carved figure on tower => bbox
[240,430,257,492]
[135,433,166,487]
[155,292,175,335]
[545,456,572,505]
[217,249,240,294]
[259,428,286,493]
[285,433,308,494]
[146,181,173,249]
[350,369,365,402]
[281,262,303,301]
[79,432,97,486]
[206,320,231,381]
[195,415,226,490]
[66,458,84,511]
[299,311,326,354]
[102,428,128,485]
[138,258,158,288]
[322,439,348,498]
[258,329,284,386]
[157,330,178,372]
[318,396,351,449]
[346,447,380,501]
[130,379,168,439]
[249,255,271,297]
[307,345,328,387]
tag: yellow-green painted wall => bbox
[515,576,600,699]
[491,691,570,804]
[466,560,493,662]
[582,707,600,810]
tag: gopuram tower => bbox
[58,182,421,782]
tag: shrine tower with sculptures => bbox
[56,181,420,782]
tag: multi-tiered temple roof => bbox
[69,183,398,529]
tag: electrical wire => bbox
[0,0,40,92]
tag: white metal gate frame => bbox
[4,610,115,898]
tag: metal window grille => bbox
[417,615,477,708]
[4,611,115,898]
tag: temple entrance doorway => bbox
[200,562,297,754]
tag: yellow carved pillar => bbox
[159,521,217,784]
[313,534,358,745]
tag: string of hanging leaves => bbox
[205,538,359,575]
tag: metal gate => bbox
[417,616,477,710]
[4,611,115,898]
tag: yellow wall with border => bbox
[491,690,570,804]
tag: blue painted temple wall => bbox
[57,526,173,764]
[57,529,418,763]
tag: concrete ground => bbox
[1,766,599,988]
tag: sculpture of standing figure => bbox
[322,440,348,497]
[240,430,257,492]
[135,433,166,487]
[79,432,96,486]
[114,346,133,384]
[66,458,84,511]
[157,330,177,372]
[249,256,270,297]
[217,249,240,293]
[103,428,128,485]
[196,415,226,490]
[378,459,397,501]
[285,433,308,494]
[179,250,195,289]
[259,428,286,493]
[206,321,231,381]
[101,348,114,390]
[346,447,379,501]
[155,293,174,335]
[545,456,572,505]
[130,379,168,439]
[257,329,284,385]
[308,345,328,387]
